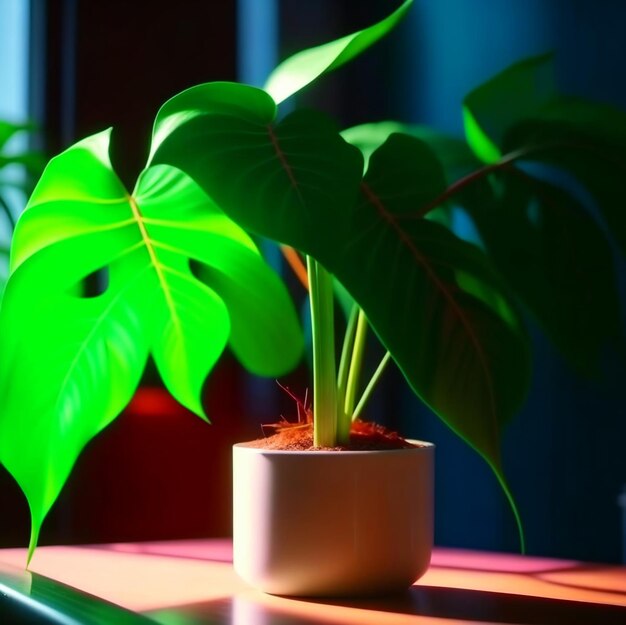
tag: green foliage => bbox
[152,93,532,539]
[459,54,626,373]
[0,130,303,559]
[1,1,625,560]
[342,121,480,177]
[264,0,413,103]
[0,119,44,295]
[463,53,556,164]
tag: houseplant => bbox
[0,0,624,594]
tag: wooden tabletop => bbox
[0,539,624,624]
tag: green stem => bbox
[343,310,368,419]
[336,303,359,442]
[352,352,391,420]
[307,256,337,447]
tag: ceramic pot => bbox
[232,441,434,596]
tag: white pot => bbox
[232,440,434,596]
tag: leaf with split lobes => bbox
[0,128,303,560]
[0,257,153,562]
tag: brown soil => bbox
[239,420,420,451]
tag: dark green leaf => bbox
[462,52,626,373]
[152,87,531,540]
[150,82,365,255]
[503,109,626,256]
[348,136,531,473]
[459,169,621,374]
[463,52,626,256]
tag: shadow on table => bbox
[302,584,626,625]
[532,569,626,598]
[147,585,626,625]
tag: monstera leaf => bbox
[459,54,626,371]
[151,83,532,541]
[264,0,413,104]
[0,129,303,559]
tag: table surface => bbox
[0,539,625,624]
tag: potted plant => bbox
[1,0,624,596]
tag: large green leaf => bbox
[464,54,626,253]
[342,121,481,230]
[502,108,626,256]
[461,54,626,369]
[0,129,303,558]
[264,0,413,104]
[152,84,531,540]
[459,170,621,374]
[0,258,152,561]
[150,82,365,255]
[345,137,530,539]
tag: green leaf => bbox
[150,82,364,255]
[342,121,480,177]
[0,245,9,299]
[264,0,413,104]
[463,52,626,254]
[341,122,481,231]
[0,128,303,558]
[463,53,555,163]
[501,105,626,257]
[459,169,621,374]
[0,120,34,151]
[0,151,46,174]
[0,259,152,561]
[349,137,530,513]
[152,86,531,542]
[463,54,626,355]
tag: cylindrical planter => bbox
[233,441,434,596]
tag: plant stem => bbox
[343,309,368,419]
[336,303,359,442]
[307,256,337,447]
[337,304,359,398]
[352,352,391,420]
[409,139,624,221]
[280,245,308,290]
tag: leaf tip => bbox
[26,518,41,569]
